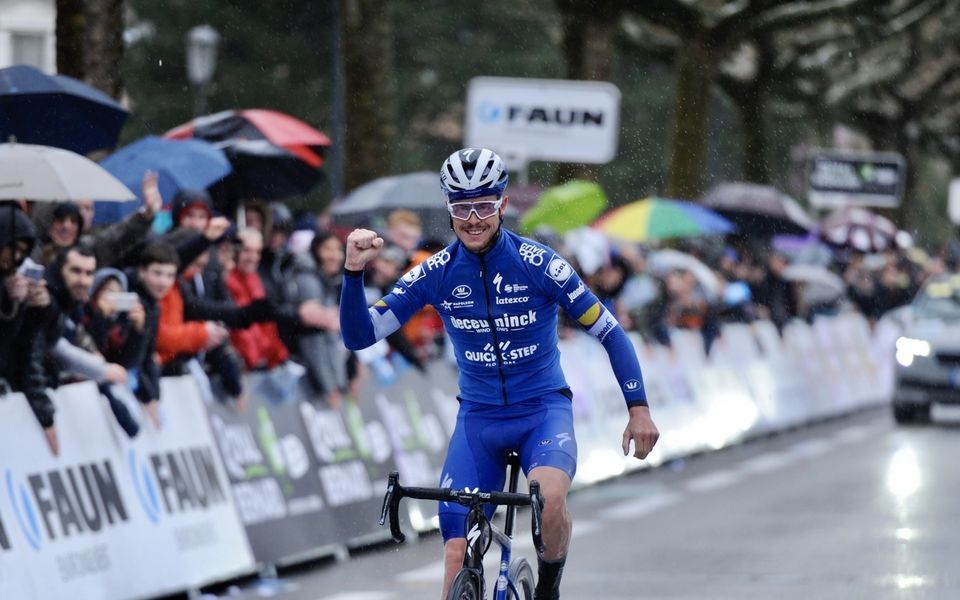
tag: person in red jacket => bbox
[155,254,229,366]
[226,227,289,370]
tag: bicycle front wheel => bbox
[447,568,483,600]
[507,557,535,599]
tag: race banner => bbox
[295,378,394,546]
[0,378,254,600]
[206,372,341,565]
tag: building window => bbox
[11,32,46,69]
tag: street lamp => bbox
[186,25,220,116]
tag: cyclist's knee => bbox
[444,538,466,562]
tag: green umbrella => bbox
[520,180,608,234]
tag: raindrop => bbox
[158,58,163,67]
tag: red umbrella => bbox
[165,109,331,167]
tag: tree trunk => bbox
[340,0,397,192]
[741,90,769,184]
[83,0,125,99]
[666,37,712,199]
[554,8,614,184]
[55,0,86,79]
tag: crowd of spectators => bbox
[0,178,950,456]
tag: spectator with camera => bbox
[82,268,150,437]
[0,205,58,455]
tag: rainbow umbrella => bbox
[593,197,734,243]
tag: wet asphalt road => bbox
[200,405,960,600]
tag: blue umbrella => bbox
[0,64,129,155]
[95,136,231,225]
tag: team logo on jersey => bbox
[441,299,474,311]
[566,281,586,301]
[519,243,546,266]
[463,341,539,365]
[452,285,472,299]
[494,272,529,295]
[400,264,425,287]
[391,287,405,295]
[425,249,451,270]
[546,255,573,287]
[624,379,642,392]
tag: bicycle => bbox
[380,452,545,599]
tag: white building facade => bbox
[0,0,56,72]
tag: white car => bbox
[892,274,960,423]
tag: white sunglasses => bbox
[446,198,503,221]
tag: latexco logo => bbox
[5,462,130,551]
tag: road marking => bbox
[396,561,444,583]
[317,593,395,600]
[788,437,837,458]
[832,424,878,444]
[737,451,797,474]
[602,492,683,520]
[684,470,743,494]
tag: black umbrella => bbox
[207,139,323,213]
[0,64,128,155]
[701,182,816,236]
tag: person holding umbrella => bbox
[0,205,59,455]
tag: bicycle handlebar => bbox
[379,471,546,554]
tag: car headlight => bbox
[896,337,931,367]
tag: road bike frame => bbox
[380,453,545,599]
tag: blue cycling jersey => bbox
[340,228,648,407]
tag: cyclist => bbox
[340,148,659,599]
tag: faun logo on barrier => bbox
[0,507,10,551]
[129,451,162,524]
[5,462,129,550]
[129,447,228,522]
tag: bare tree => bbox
[617,0,937,198]
[554,0,619,183]
[339,0,397,192]
[55,0,125,100]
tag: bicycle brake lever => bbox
[381,472,406,543]
[528,480,546,555]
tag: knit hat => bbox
[90,267,128,298]
[0,205,37,253]
[172,188,213,226]
[51,201,83,227]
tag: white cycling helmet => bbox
[439,148,509,202]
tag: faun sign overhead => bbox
[465,77,621,167]
[807,150,906,209]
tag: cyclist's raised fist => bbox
[345,228,384,271]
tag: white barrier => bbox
[561,313,892,487]
[0,314,893,598]
[0,378,254,600]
